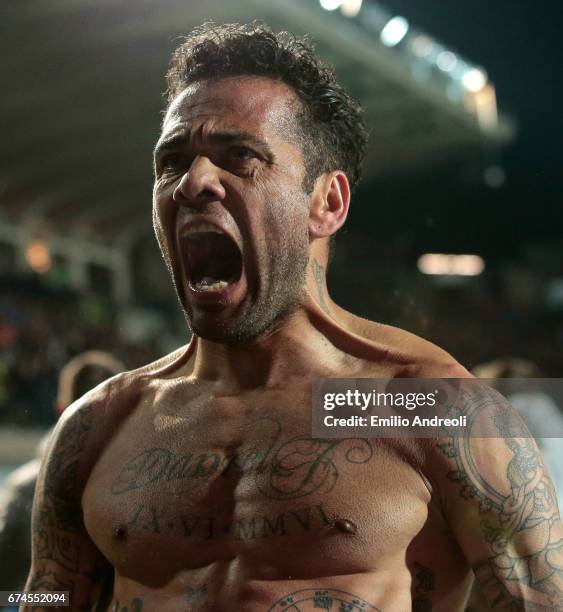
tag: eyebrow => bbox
[153,130,274,160]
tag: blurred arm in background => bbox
[0,351,124,598]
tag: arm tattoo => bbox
[44,404,95,533]
[311,258,330,314]
[439,385,563,610]
[26,404,110,610]
[31,407,94,581]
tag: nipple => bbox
[334,518,357,535]
[112,525,128,541]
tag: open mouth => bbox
[180,223,243,294]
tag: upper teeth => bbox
[194,278,229,290]
[183,223,225,236]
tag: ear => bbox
[308,171,350,239]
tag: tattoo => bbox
[112,597,144,611]
[27,405,111,609]
[311,258,330,314]
[268,588,381,611]
[43,404,94,533]
[439,384,563,610]
[111,418,373,500]
[27,565,73,592]
[186,584,207,610]
[412,562,435,611]
[30,408,95,584]
[126,503,331,541]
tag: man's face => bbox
[153,76,312,343]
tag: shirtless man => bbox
[24,22,563,611]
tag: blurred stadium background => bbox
[1,0,562,475]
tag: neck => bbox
[190,310,329,390]
[308,254,332,316]
[189,254,337,391]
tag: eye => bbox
[227,146,257,161]
[159,152,190,172]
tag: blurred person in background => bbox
[472,357,563,508]
[0,351,124,595]
[23,22,563,612]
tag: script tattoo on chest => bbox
[110,417,373,501]
[125,502,332,541]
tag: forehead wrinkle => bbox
[170,78,296,132]
[160,77,306,169]
[156,123,275,157]
[197,118,220,146]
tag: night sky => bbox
[351,0,563,261]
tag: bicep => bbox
[24,407,112,611]
[435,398,563,610]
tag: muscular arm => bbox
[23,400,113,612]
[434,383,563,610]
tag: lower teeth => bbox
[194,277,229,291]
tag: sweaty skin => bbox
[24,77,563,611]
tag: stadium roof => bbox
[1,0,513,248]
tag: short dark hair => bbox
[165,21,368,192]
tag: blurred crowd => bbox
[2,258,563,428]
[330,247,563,377]
[0,277,184,427]
[418,289,563,376]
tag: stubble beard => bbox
[187,229,310,346]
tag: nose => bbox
[172,156,226,205]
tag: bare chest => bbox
[82,386,429,583]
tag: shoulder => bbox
[96,342,193,403]
[113,342,193,383]
[44,343,193,499]
[337,308,472,378]
[423,378,545,500]
[57,342,192,428]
